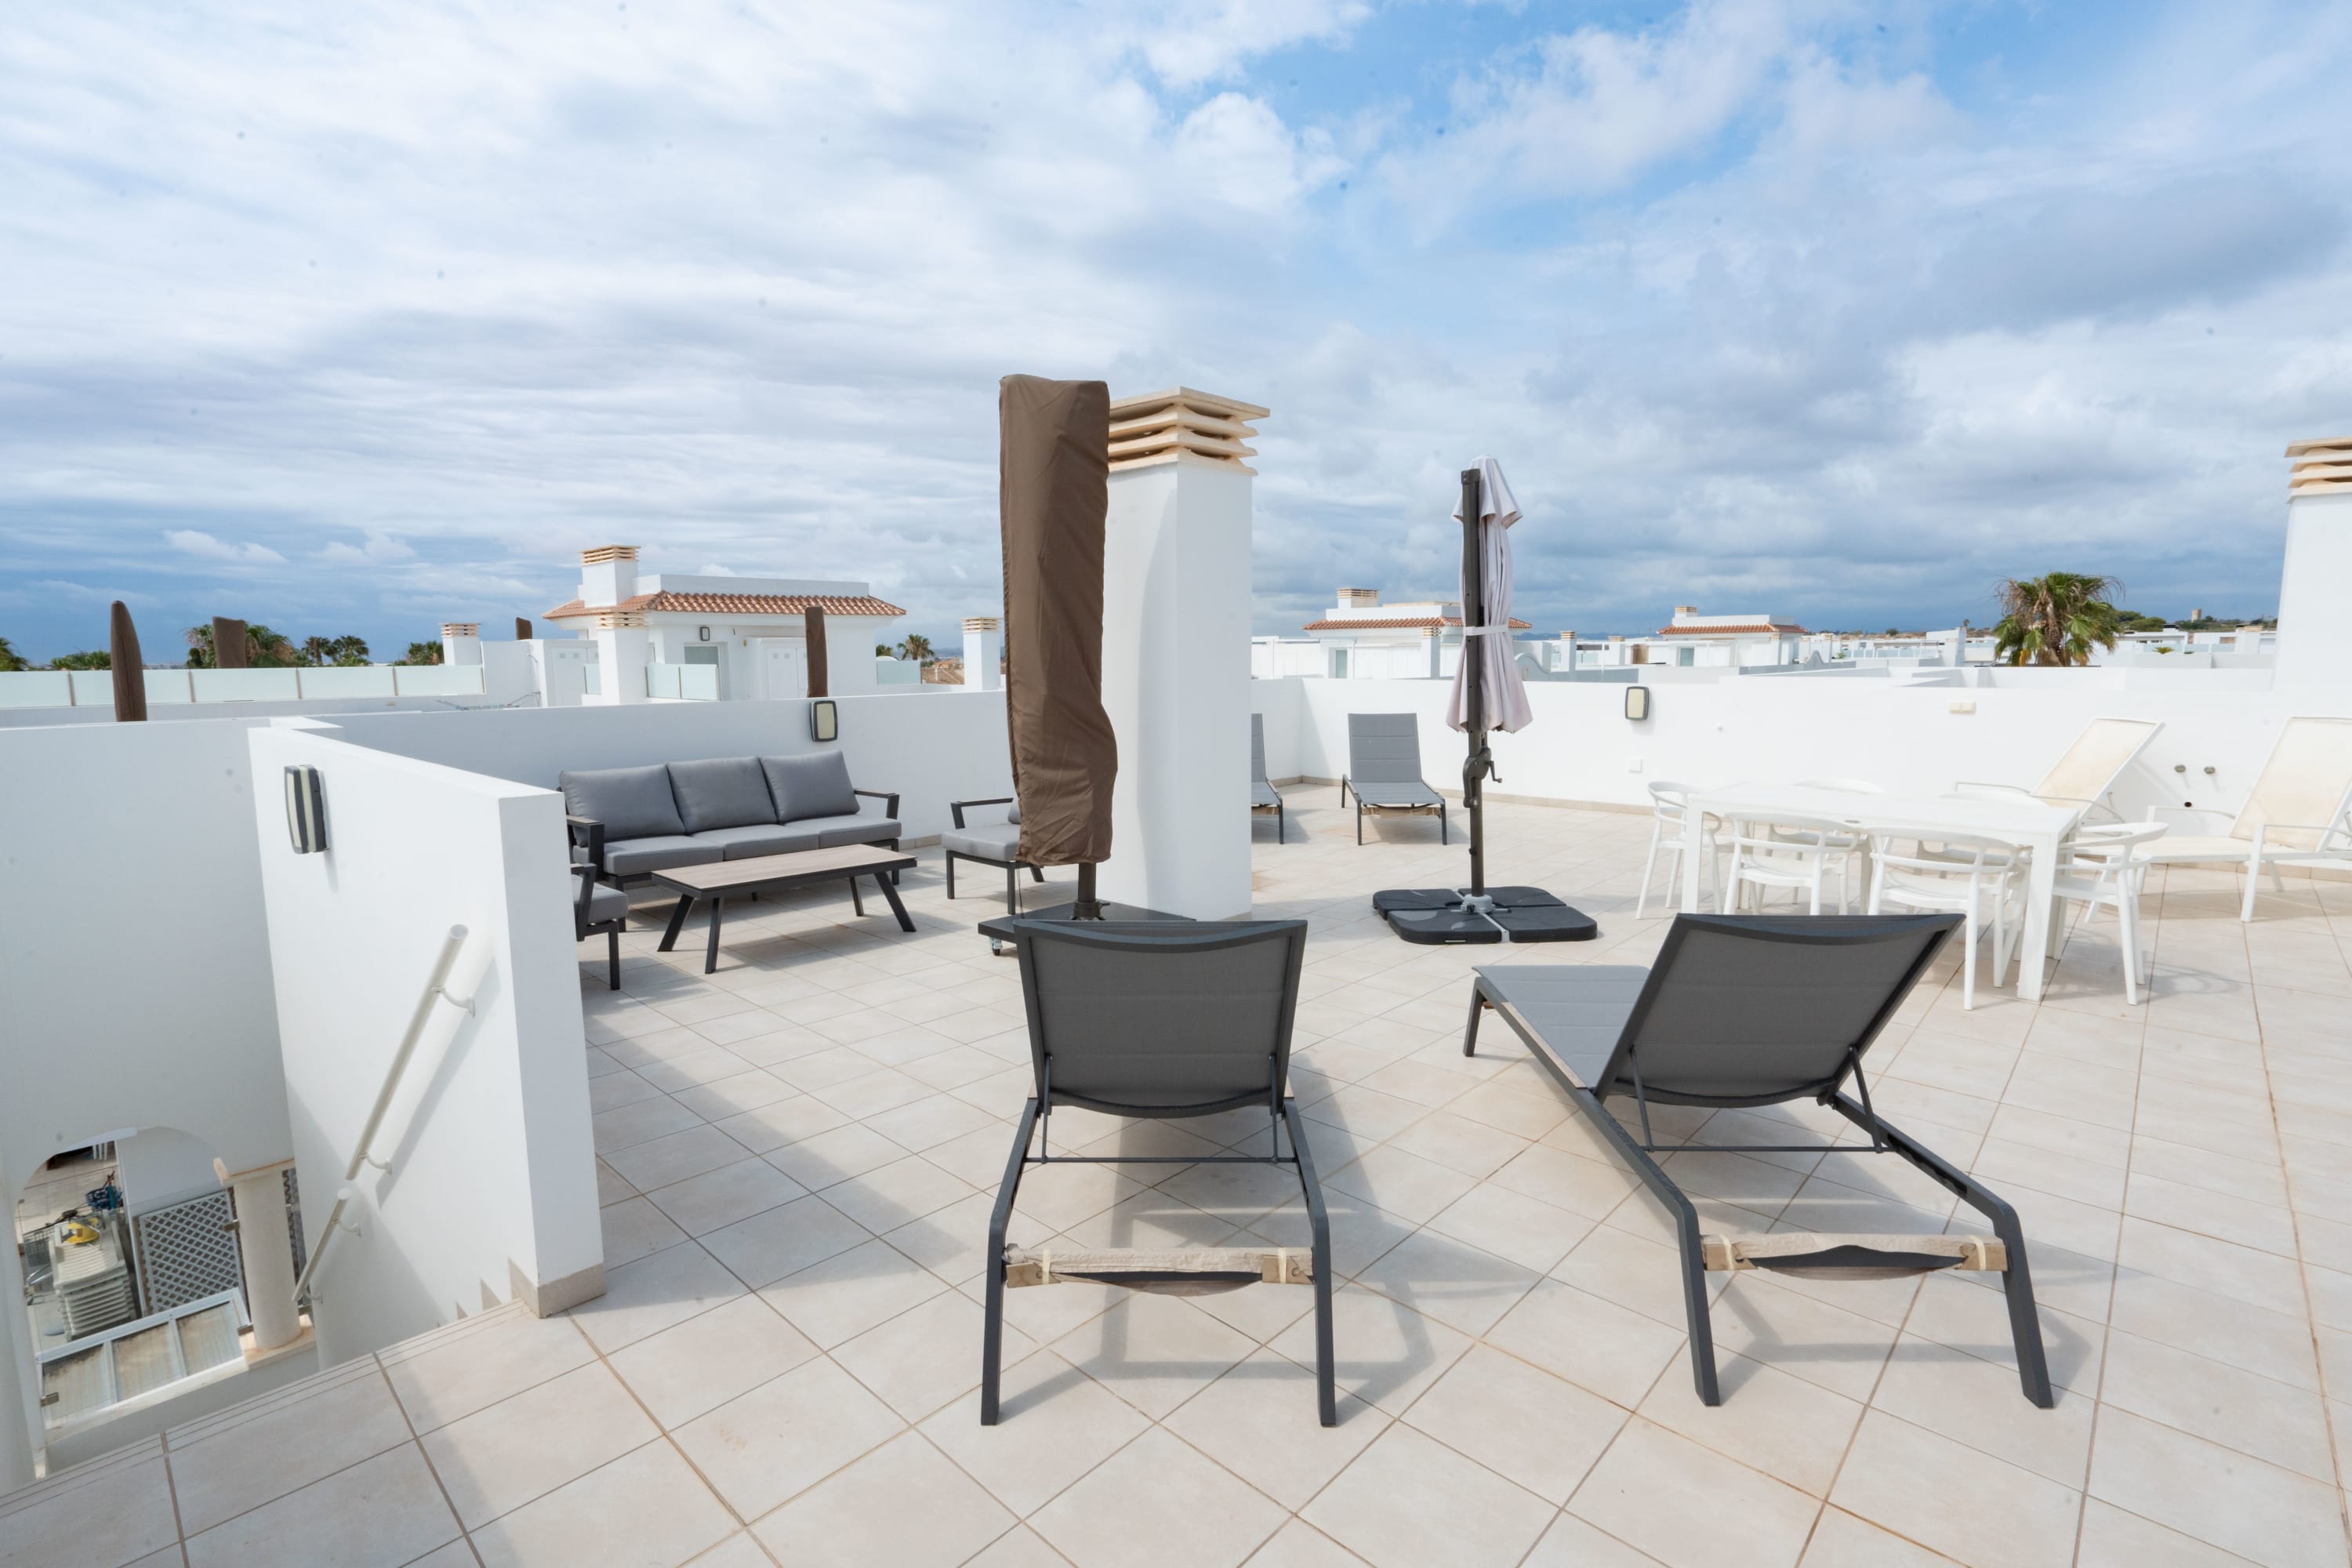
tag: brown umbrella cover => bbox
[998,374,1116,867]
[109,601,147,721]
[803,605,829,699]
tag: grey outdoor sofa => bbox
[1252,713,1286,842]
[943,797,1045,916]
[1341,712,1448,844]
[563,752,901,896]
[1463,911,2053,1408]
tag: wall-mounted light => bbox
[810,699,839,742]
[1624,685,1652,722]
[285,764,328,853]
[698,625,711,641]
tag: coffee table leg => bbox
[659,895,694,952]
[704,896,725,975]
[876,872,915,933]
[850,876,866,916]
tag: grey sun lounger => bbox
[1251,713,1286,843]
[1341,713,1449,844]
[1464,912,2053,1408]
[983,920,1334,1427]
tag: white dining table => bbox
[1678,783,2084,1002]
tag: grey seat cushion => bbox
[793,811,902,850]
[944,821,1024,861]
[582,882,631,927]
[562,764,685,840]
[762,752,858,822]
[604,835,726,876]
[1250,781,1282,808]
[1475,965,1650,1090]
[696,822,828,860]
[1354,781,1443,808]
[667,757,778,834]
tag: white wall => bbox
[247,727,601,1367]
[1258,671,2350,825]
[314,689,1016,842]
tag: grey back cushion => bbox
[762,751,858,822]
[561,764,684,841]
[1348,713,1425,782]
[1250,713,1269,784]
[667,757,777,835]
[1007,799,1021,824]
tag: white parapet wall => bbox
[245,724,604,1366]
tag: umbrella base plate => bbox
[1374,886,1596,945]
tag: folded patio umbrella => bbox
[1445,455,1531,735]
[998,374,1116,874]
[109,601,147,722]
[803,604,829,699]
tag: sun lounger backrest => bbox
[2232,717,2352,848]
[1595,913,1957,1107]
[1251,713,1271,785]
[2034,717,2159,808]
[1014,920,1307,1117]
[1347,713,1424,784]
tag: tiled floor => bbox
[12,792,2352,1567]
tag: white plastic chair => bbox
[2050,822,2167,1004]
[1867,832,2024,1010]
[1722,814,1864,916]
[1635,781,1721,918]
[2140,717,2352,920]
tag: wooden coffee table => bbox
[653,844,919,973]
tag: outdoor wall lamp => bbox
[810,699,839,742]
[698,625,711,641]
[284,764,328,853]
[1624,685,1652,722]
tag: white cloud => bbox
[1120,0,1370,89]
[166,529,286,564]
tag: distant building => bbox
[1283,586,1529,679]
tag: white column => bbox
[1098,388,1265,920]
[224,1160,301,1352]
[440,623,482,666]
[2274,438,2352,706]
[962,618,1002,691]
[0,1185,34,1490]
[589,619,650,705]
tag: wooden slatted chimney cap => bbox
[593,609,648,629]
[2288,435,2352,498]
[962,616,1001,632]
[441,622,480,637]
[1107,387,1269,474]
[580,544,640,564]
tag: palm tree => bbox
[49,650,110,670]
[328,634,370,666]
[0,635,24,673]
[299,636,333,666]
[397,641,444,666]
[248,625,297,666]
[896,633,935,665]
[1992,573,2124,667]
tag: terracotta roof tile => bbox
[1657,622,1806,636]
[546,592,907,619]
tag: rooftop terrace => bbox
[8,794,2348,1568]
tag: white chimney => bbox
[2274,436,2352,699]
[961,616,1002,691]
[587,609,650,706]
[440,622,482,666]
[580,544,640,611]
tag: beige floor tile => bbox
[606,1125,761,1192]
[2086,1406,2348,1568]
[1352,1228,1539,1336]
[1486,1276,1683,1408]
[1421,1182,1595,1274]
[750,1430,1014,1567]
[1326,1147,1479,1225]
[1303,1424,1556,1568]
[762,1122,910,1189]
[1798,1507,1962,1567]
[1031,1428,1288,1568]
[166,1361,415,1536]
[2074,1500,2264,1567]
[920,1348,1150,1514]
[610,1291,822,1428]
[1162,1349,1388,1509]
[2098,1330,2336,1481]
[184,1443,459,1568]
[1634,1347,1861,1496]
[567,1240,746,1353]
[834,1288,1031,1420]
[470,1439,735,1568]
[819,1153,977,1233]
[1266,1283,1471,1417]
[1400,1344,1622,1504]
[1053,1290,1264,1418]
[422,1360,657,1528]
[759,1236,948,1348]
[1828,1410,2078,1568]
[0,1450,180,1568]
[673,1355,905,1520]
[1245,1521,1377,1566]
[2108,1272,2319,1390]
[700,1192,874,1288]
[1867,1333,2094,1486]
[647,1156,810,1236]
[968,1525,1085,1566]
[379,1308,598,1435]
[603,1194,691,1264]
[682,1534,781,1568]
[1519,1512,1666,1566]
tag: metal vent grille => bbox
[284,1167,307,1279]
[131,1191,241,1316]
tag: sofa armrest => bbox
[854,787,901,818]
[950,796,1011,829]
[570,862,598,934]
[567,814,608,868]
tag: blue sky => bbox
[4,1,2349,662]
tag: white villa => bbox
[1269,586,1532,680]
[2,423,2350,1568]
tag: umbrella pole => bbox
[1073,862,1103,921]
[1459,467,1487,900]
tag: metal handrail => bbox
[292,924,482,1307]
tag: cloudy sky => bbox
[4,1,2348,662]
